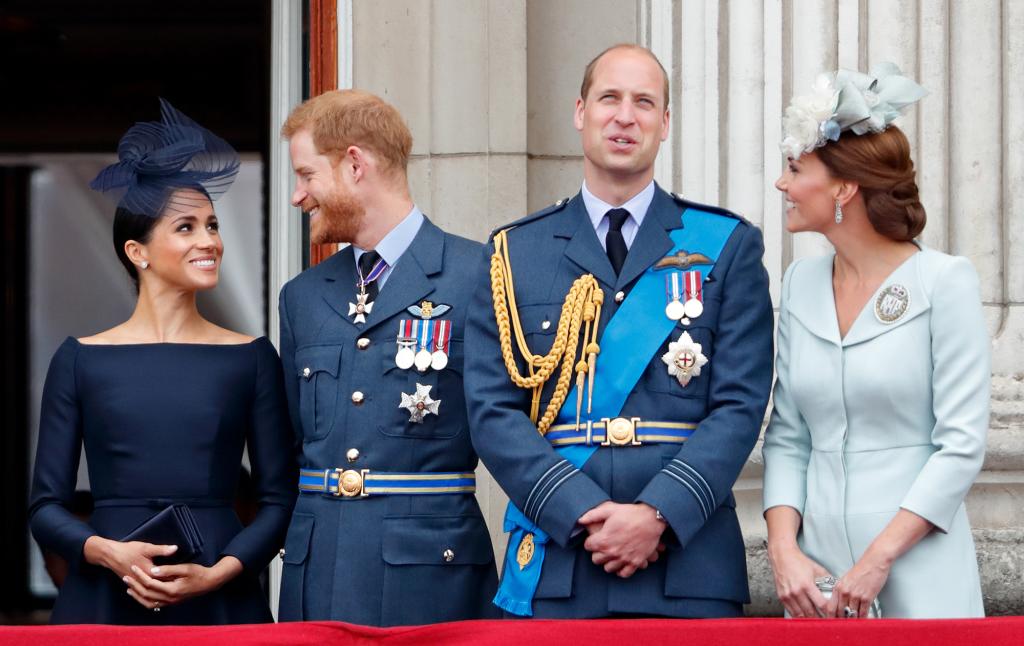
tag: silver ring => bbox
[153,602,161,612]
[843,606,856,618]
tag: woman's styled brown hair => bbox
[816,125,926,241]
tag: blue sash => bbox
[493,208,739,616]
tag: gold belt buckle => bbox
[334,468,369,497]
[600,417,642,446]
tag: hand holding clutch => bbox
[120,504,205,565]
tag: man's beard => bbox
[306,188,365,245]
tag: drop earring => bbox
[834,201,843,224]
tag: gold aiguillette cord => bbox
[490,229,603,435]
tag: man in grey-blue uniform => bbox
[276,89,497,626]
[465,44,774,618]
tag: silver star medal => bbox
[662,331,708,387]
[399,383,441,423]
[348,292,373,324]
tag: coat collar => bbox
[556,182,682,290]
[319,217,444,332]
[787,249,931,347]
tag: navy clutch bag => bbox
[120,504,205,564]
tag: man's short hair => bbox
[579,44,670,109]
[281,89,413,175]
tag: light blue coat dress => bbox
[762,247,988,618]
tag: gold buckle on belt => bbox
[333,468,369,497]
[600,417,642,446]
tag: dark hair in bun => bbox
[817,125,926,242]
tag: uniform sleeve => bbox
[635,223,775,547]
[899,256,989,533]
[28,339,97,567]
[761,261,812,515]
[219,339,298,571]
[278,285,303,454]
[465,245,610,547]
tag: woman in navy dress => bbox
[29,100,296,624]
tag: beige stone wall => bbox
[350,0,1024,615]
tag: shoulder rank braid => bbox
[490,228,604,435]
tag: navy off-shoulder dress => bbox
[29,337,297,624]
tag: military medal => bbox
[349,255,388,324]
[399,383,441,423]
[682,270,704,320]
[348,293,373,325]
[414,318,434,372]
[874,283,909,324]
[664,272,686,321]
[430,319,451,371]
[662,330,708,387]
[395,319,417,369]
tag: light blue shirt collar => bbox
[353,206,424,288]
[581,180,655,250]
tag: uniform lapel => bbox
[560,194,619,290]
[358,217,443,334]
[615,186,681,291]
[319,246,361,329]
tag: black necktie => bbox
[357,250,383,302]
[605,208,630,275]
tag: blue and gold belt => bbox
[298,468,476,498]
[545,417,697,447]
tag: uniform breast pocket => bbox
[515,302,561,358]
[295,344,343,441]
[378,339,466,439]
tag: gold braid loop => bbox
[490,229,603,435]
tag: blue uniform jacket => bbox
[464,185,774,617]
[277,217,498,626]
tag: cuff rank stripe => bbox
[524,460,577,520]
[670,459,715,507]
[662,464,711,520]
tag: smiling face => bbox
[574,47,670,189]
[289,128,365,244]
[774,152,843,233]
[130,188,224,292]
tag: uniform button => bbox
[443,548,455,562]
[346,448,360,463]
[614,291,625,303]
[351,391,365,405]
[541,320,551,330]
[356,337,370,350]
[302,367,311,378]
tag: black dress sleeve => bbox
[219,337,297,572]
[29,338,96,567]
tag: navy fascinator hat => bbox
[90,99,240,217]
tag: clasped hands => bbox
[83,535,241,611]
[578,501,667,579]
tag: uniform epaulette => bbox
[488,197,571,241]
[670,192,748,224]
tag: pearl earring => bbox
[140,261,149,269]
[834,201,843,224]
